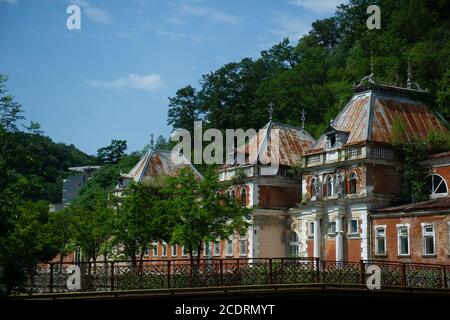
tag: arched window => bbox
[231,190,236,199]
[310,177,317,197]
[349,172,357,194]
[288,231,299,257]
[324,175,333,197]
[240,188,246,205]
[426,174,448,197]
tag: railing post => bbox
[443,265,447,289]
[167,260,171,289]
[49,262,54,293]
[110,261,114,291]
[315,258,320,283]
[401,263,407,287]
[236,258,240,285]
[219,259,223,286]
[360,260,366,285]
[269,258,273,284]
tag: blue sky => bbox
[0,0,343,155]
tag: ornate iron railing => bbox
[22,258,450,294]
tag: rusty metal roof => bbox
[374,196,450,213]
[228,120,316,168]
[125,149,203,183]
[310,85,448,152]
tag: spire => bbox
[405,61,426,92]
[354,51,377,89]
[301,109,306,130]
[268,102,274,121]
[150,133,154,150]
[406,61,412,89]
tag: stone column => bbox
[335,215,344,262]
[313,216,321,259]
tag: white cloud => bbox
[71,0,112,24]
[288,0,345,13]
[0,0,17,5]
[178,4,240,25]
[149,26,204,43]
[270,12,311,42]
[86,74,167,92]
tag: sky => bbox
[0,0,344,155]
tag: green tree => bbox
[97,139,127,164]
[163,168,250,268]
[68,191,114,264]
[113,181,172,269]
[167,85,203,135]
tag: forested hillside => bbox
[167,0,450,138]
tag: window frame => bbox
[225,237,233,256]
[288,231,299,257]
[422,223,436,256]
[348,219,359,235]
[327,221,336,235]
[425,173,448,198]
[324,175,334,197]
[239,236,247,256]
[161,241,167,257]
[214,240,220,256]
[348,172,357,194]
[240,187,247,206]
[171,244,177,257]
[308,221,315,237]
[396,224,410,256]
[375,225,387,256]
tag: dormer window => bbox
[329,134,336,148]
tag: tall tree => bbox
[167,85,203,135]
[97,139,127,164]
[163,168,250,267]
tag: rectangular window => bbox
[349,219,358,234]
[423,224,435,255]
[162,242,167,257]
[171,244,177,257]
[375,226,386,255]
[143,246,149,257]
[214,240,220,256]
[327,221,336,235]
[225,238,233,256]
[204,243,211,257]
[182,246,187,256]
[397,225,409,255]
[308,221,315,236]
[240,238,247,256]
[152,242,158,257]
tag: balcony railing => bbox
[305,144,397,167]
[20,258,450,294]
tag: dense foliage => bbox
[168,0,450,140]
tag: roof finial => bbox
[407,61,412,89]
[301,109,306,130]
[150,133,154,150]
[370,50,374,76]
[268,102,274,121]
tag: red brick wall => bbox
[366,164,402,196]
[258,185,300,208]
[307,239,314,257]
[372,214,450,263]
[325,239,336,260]
[347,238,362,262]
